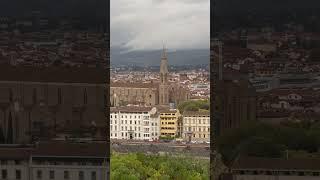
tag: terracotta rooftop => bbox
[0,147,32,160]
[0,141,109,159]
[110,106,153,113]
[111,82,158,89]
[0,64,107,84]
[32,142,108,158]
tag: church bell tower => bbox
[159,45,170,105]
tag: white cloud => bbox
[111,0,210,51]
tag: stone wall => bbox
[111,143,210,157]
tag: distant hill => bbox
[110,47,209,66]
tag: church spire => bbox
[159,43,170,105]
[160,44,168,75]
[162,43,167,59]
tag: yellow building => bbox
[159,109,181,138]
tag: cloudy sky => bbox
[111,0,209,51]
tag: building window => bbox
[49,170,55,179]
[58,88,62,104]
[14,160,21,165]
[91,171,97,180]
[2,169,7,179]
[84,89,88,105]
[37,170,42,179]
[79,171,84,180]
[15,170,22,179]
[33,88,37,104]
[9,89,13,102]
[1,160,7,165]
[64,171,69,179]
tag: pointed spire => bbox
[160,43,169,75]
[162,43,167,59]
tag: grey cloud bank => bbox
[111,0,209,51]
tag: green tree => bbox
[111,153,209,180]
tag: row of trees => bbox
[111,153,209,180]
[216,120,320,165]
[178,100,209,113]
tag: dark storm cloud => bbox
[111,0,209,51]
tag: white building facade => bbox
[110,106,160,141]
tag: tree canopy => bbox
[216,120,320,164]
[111,153,209,180]
[178,100,210,113]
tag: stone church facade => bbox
[0,65,107,144]
[110,48,189,107]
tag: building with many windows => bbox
[159,109,181,138]
[0,142,109,180]
[221,157,320,180]
[214,79,257,136]
[182,111,210,142]
[110,106,160,141]
[0,65,107,144]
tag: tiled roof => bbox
[111,106,153,113]
[0,147,32,160]
[0,64,107,84]
[111,82,158,89]
[32,142,108,158]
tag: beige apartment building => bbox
[159,109,181,138]
[182,111,210,142]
